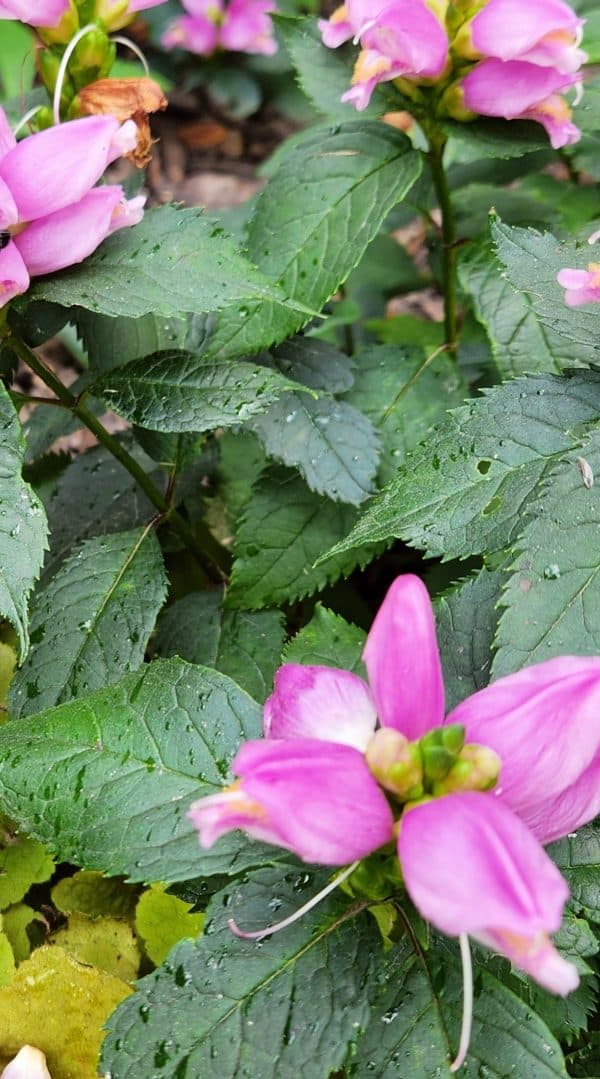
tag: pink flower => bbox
[161,0,277,57]
[466,0,586,75]
[557,263,600,306]
[0,0,69,26]
[459,59,581,147]
[0,108,144,309]
[319,0,448,111]
[189,574,600,995]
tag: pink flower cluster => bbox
[319,0,585,148]
[162,0,277,57]
[0,108,144,309]
[190,574,600,996]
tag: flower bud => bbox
[365,728,424,800]
[431,744,501,796]
[36,1,79,46]
[419,723,465,781]
[348,857,391,900]
[38,47,64,95]
[69,28,115,90]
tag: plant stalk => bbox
[426,132,458,360]
[5,333,231,581]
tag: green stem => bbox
[426,132,458,360]
[6,333,231,581]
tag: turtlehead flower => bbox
[461,0,586,74]
[456,59,581,147]
[189,573,600,997]
[0,108,144,309]
[319,0,448,111]
[162,0,277,57]
[1,1046,51,1079]
[557,263,600,306]
[0,0,70,26]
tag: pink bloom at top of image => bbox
[318,0,448,111]
[161,0,277,56]
[0,0,69,26]
[557,263,600,306]
[189,573,600,994]
[468,0,586,75]
[0,108,144,309]
[460,58,581,147]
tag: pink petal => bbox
[318,14,354,48]
[0,1046,52,1079]
[190,738,394,864]
[0,240,29,309]
[14,186,124,276]
[221,0,277,54]
[363,575,445,739]
[0,0,69,25]
[264,664,377,751]
[162,14,220,53]
[517,756,600,845]
[361,0,448,79]
[399,792,577,993]
[471,0,584,71]
[557,268,595,289]
[461,59,577,118]
[447,656,600,829]
[0,116,133,222]
[0,177,18,230]
[0,108,16,161]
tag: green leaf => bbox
[25,206,287,320]
[135,884,204,967]
[74,309,188,374]
[325,372,600,563]
[50,913,140,982]
[280,17,383,121]
[42,441,161,574]
[0,659,277,882]
[492,218,600,363]
[492,431,600,677]
[434,566,506,712]
[271,338,355,393]
[9,528,167,720]
[2,903,43,963]
[96,350,305,434]
[444,118,551,161]
[250,395,380,505]
[283,604,366,675]
[352,935,567,1078]
[0,833,54,910]
[102,866,381,1078]
[244,121,422,334]
[343,345,468,484]
[459,241,575,378]
[0,22,35,99]
[227,468,384,609]
[155,588,285,702]
[0,384,48,658]
[52,871,139,920]
[549,824,600,924]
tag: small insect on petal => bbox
[577,456,594,489]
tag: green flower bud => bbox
[38,47,64,95]
[431,744,501,796]
[440,723,465,755]
[69,29,115,90]
[348,859,390,901]
[421,742,456,781]
[365,728,424,800]
[37,1,79,46]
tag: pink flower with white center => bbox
[161,0,277,57]
[319,0,448,111]
[557,263,600,306]
[0,0,69,26]
[458,58,581,147]
[0,108,144,309]
[463,0,586,75]
[189,573,600,1002]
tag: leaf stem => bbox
[5,333,231,581]
[426,131,458,360]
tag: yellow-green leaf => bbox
[135,884,204,967]
[50,914,140,983]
